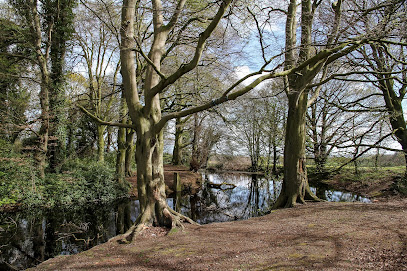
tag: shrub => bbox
[45,159,130,208]
[0,139,41,208]
[0,143,130,209]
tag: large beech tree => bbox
[273,0,349,208]
[119,0,236,240]
[271,0,404,207]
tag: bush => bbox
[0,139,41,207]
[46,159,130,207]
[0,142,130,209]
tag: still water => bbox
[0,173,369,270]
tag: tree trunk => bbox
[125,128,135,176]
[35,78,50,179]
[272,143,278,175]
[29,0,50,178]
[120,121,192,242]
[172,117,183,165]
[315,154,327,175]
[274,91,319,208]
[106,126,113,153]
[47,0,74,172]
[119,0,196,242]
[117,93,128,182]
[116,126,126,183]
[190,114,200,171]
[96,124,105,162]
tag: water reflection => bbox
[0,172,369,270]
[0,201,139,270]
[176,173,281,224]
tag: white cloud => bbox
[232,65,269,91]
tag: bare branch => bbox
[164,0,187,31]
[247,7,268,63]
[333,131,398,173]
[78,104,135,129]
[149,0,233,97]
[133,38,167,79]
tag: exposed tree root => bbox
[118,205,199,244]
[273,186,323,209]
[304,185,323,202]
[168,207,199,228]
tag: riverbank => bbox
[29,199,407,270]
[309,167,404,201]
[126,165,202,198]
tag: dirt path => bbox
[29,199,407,271]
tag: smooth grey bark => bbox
[172,117,185,165]
[119,0,234,241]
[273,0,348,208]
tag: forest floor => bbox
[29,168,407,271]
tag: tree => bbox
[74,3,121,162]
[45,0,76,172]
[7,0,76,176]
[306,81,355,175]
[0,18,30,143]
[268,0,405,207]
[273,0,346,208]
[262,92,286,175]
[171,117,189,165]
[118,0,236,239]
[189,112,222,171]
[358,41,407,175]
[8,1,66,177]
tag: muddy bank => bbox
[29,199,407,271]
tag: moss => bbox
[168,227,180,235]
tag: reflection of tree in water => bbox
[0,200,136,270]
[189,173,280,223]
[242,175,260,218]
[0,212,46,270]
[116,202,132,235]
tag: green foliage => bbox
[0,139,40,207]
[50,159,130,206]
[0,18,31,142]
[0,140,129,209]
[163,152,173,164]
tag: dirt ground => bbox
[28,169,407,271]
[28,200,407,271]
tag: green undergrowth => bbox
[308,165,407,195]
[308,165,404,181]
[0,139,130,210]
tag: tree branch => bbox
[333,131,398,173]
[155,70,285,131]
[133,38,167,79]
[149,0,233,97]
[78,104,135,129]
[164,0,187,31]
